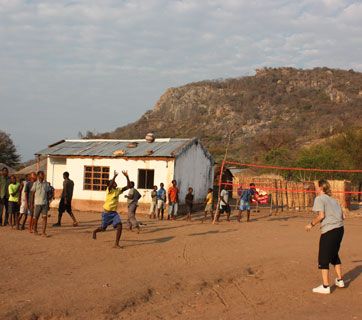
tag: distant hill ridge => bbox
[93,67,362,162]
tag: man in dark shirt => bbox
[53,172,78,227]
[185,187,194,221]
[0,167,10,226]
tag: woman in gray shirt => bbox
[305,179,345,294]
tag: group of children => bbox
[148,182,258,223]
[216,183,258,223]
[1,165,259,248]
[0,167,54,236]
[148,182,212,222]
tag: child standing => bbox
[185,187,194,221]
[203,188,214,222]
[149,185,157,219]
[18,175,29,230]
[156,183,166,220]
[31,171,51,236]
[8,175,20,229]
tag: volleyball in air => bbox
[145,132,155,143]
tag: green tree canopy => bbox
[0,130,20,167]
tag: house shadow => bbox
[344,265,362,288]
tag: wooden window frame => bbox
[83,166,110,191]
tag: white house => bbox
[35,138,214,213]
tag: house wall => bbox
[173,142,214,203]
[48,156,175,212]
[47,157,67,191]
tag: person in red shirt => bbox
[167,180,179,220]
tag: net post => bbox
[213,159,225,224]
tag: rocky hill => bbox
[95,67,362,162]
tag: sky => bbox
[0,0,361,162]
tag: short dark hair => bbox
[250,183,255,187]
[63,172,70,178]
[37,171,44,176]
[2,167,8,171]
[208,188,213,192]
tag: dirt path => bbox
[1,210,362,320]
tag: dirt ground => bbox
[1,209,362,320]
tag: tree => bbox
[0,130,20,167]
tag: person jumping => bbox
[92,170,130,248]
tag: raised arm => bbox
[120,170,131,192]
[109,170,119,186]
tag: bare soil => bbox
[1,209,362,320]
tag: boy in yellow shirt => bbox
[203,188,214,222]
[92,170,130,248]
[8,175,20,229]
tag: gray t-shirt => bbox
[312,194,344,234]
[220,189,229,208]
[127,188,140,206]
[31,181,50,206]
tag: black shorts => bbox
[220,205,231,214]
[59,198,72,214]
[8,201,20,215]
[318,226,344,269]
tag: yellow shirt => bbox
[206,192,213,205]
[8,183,20,202]
[103,187,123,212]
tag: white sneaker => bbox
[335,278,345,288]
[312,285,330,294]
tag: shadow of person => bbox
[344,265,362,288]
[121,236,175,248]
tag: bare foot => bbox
[92,231,97,240]
[41,233,48,238]
[113,244,123,249]
[73,221,79,227]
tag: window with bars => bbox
[138,169,154,189]
[84,166,110,191]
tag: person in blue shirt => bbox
[156,183,166,220]
[237,183,257,222]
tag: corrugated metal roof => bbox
[15,159,47,175]
[35,138,198,158]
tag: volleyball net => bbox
[216,160,362,212]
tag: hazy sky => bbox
[0,0,361,161]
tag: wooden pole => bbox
[213,132,232,224]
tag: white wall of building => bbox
[47,157,67,189]
[173,142,214,203]
[50,157,175,204]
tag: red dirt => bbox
[1,209,362,320]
